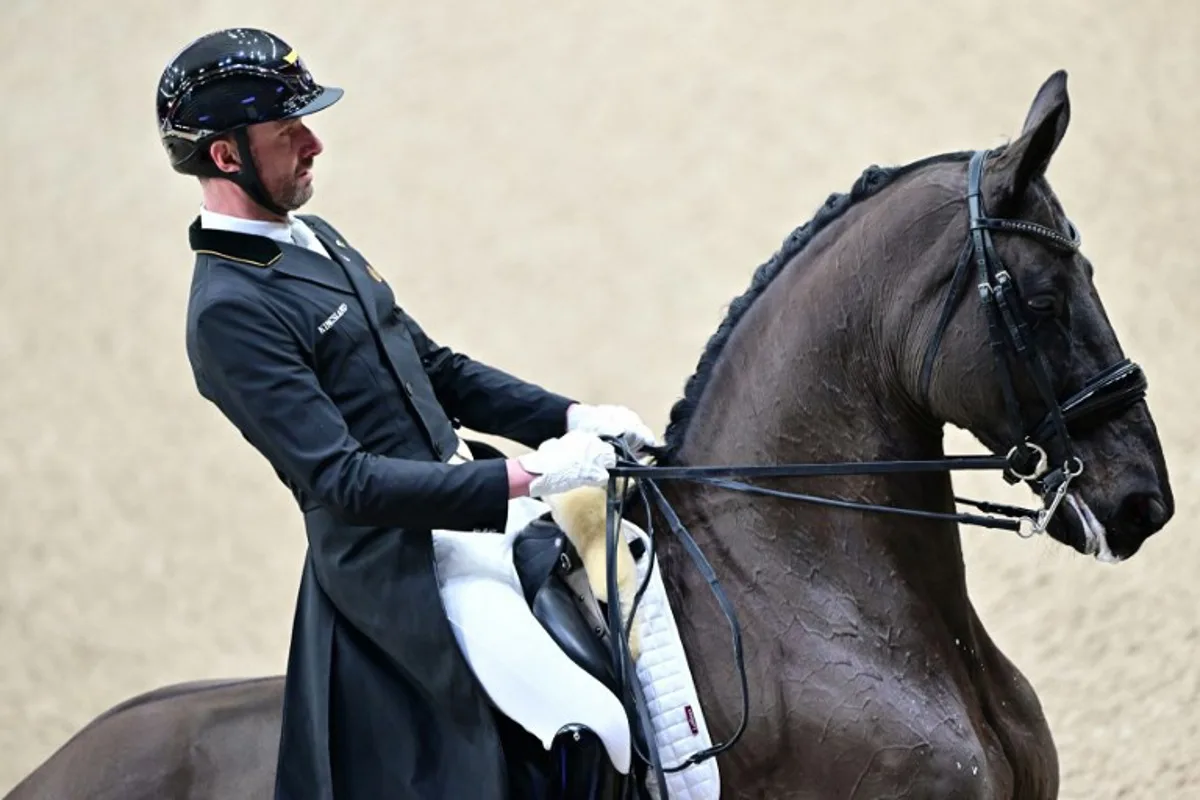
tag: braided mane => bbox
[661,150,973,460]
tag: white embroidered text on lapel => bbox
[318,303,349,335]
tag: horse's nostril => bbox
[1121,492,1169,531]
[1146,497,1170,529]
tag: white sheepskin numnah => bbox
[625,523,721,800]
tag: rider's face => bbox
[245,118,324,211]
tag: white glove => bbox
[566,403,657,452]
[517,430,617,498]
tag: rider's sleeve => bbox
[399,310,576,448]
[193,294,510,530]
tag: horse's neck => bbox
[657,241,974,637]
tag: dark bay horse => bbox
[4,70,1173,799]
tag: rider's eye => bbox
[1027,294,1061,317]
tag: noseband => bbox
[599,149,1150,787]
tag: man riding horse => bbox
[159,27,655,800]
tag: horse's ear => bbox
[994,70,1071,199]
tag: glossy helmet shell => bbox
[157,28,342,176]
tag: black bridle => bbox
[917,148,1148,526]
[598,149,1150,792]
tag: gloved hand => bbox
[516,430,617,498]
[566,403,657,453]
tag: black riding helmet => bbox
[157,28,342,215]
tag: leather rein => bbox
[597,149,1150,788]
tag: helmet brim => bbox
[285,85,344,121]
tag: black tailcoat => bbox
[184,214,575,799]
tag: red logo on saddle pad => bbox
[684,705,699,735]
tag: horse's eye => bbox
[1027,294,1061,317]
[1064,219,1080,244]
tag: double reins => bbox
[598,440,1056,790]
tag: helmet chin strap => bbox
[229,127,290,218]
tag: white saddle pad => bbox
[624,522,721,800]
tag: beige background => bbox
[1,1,1196,797]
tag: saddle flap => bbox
[530,581,618,694]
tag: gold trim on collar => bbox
[195,249,284,268]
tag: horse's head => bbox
[908,71,1173,561]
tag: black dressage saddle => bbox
[511,514,619,691]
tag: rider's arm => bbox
[193,294,527,529]
[398,310,577,449]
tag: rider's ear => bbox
[208,135,242,174]
[993,70,1071,202]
